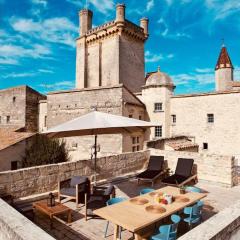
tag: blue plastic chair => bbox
[150,214,181,240]
[183,202,202,229]
[185,186,201,193]
[104,197,126,238]
[140,188,155,195]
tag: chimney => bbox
[116,3,125,23]
[79,9,93,36]
[140,18,149,37]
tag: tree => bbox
[22,134,69,168]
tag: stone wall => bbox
[150,149,234,187]
[25,86,46,132]
[170,91,240,156]
[178,199,240,240]
[44,85,146,160]
[0,198,55,240]
[0,150,149,198]
[0,86,45,132]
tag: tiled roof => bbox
[166,139,199,151]
[215,46,233,70]
[0,128,35,151]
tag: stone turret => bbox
[215,46,234,91]
[140,18,149,38]
[79,9,93,36]
[115,3,125,24]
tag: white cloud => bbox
[0,44,51,65]
[11,17,78,47]
[31,0,47,8]
[195,68,213,73]
[171,70,215,87]
[145,51,174,63]
[38,69,54,74]
[145,51,163,63]
[67,0,114,14]
[146,0,154,12]
[2,72,38,78]
[39,81,75,91]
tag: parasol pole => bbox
[94,135,97,185]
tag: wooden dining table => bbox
[93,186,207,240]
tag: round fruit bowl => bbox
[129,197,149,205]
[174,196,190,203]
[149,192,163,197]
[145,205,166,214]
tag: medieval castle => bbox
[0,4,240,170]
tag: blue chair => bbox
[185,186,201,193]
[183,202,202,229]
[150,214,181,240]
[140,188,155,195]
[104,197,126,238]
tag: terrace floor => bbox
[18,178,240,240]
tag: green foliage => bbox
[22,134,69,168]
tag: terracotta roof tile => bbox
[215,47,233,70]
[0,128,35,151]
[166,139,199,151]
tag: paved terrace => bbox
[17,178,240,240]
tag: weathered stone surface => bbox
[0,151,149,198]
[150,149,234,187]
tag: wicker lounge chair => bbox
[162,158,197,187]
[136,156,165,186]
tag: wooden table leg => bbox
[134,233,143,240]
[68,209,72,223]
[113,224,120,240]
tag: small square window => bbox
[207,114,214,123]
[203,143,208,150]
[129,114,133,118]
[172,115,176,123]
[6,116,10,123]
[154,103,163,112]
[155,126,162,138]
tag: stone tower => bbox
[75,4,148,93]
[215,46,234,91]
[140,67,175,139]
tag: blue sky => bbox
[0,0,240,94]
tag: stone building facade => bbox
[1,3,240,170]
[0,85,46,132]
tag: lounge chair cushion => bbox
[175,158,194,177]
[148,156,164,171]
[70,176,88,187]
[161,174,189,185]
[137,170,162,179]
[60,187,76,197]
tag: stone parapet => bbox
[178,200,240,240]
[0,151,149,198]
[0,198,55,240]
[149,149,235,187]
